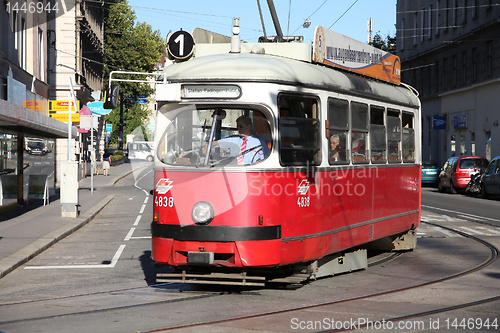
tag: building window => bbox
[435,61,439,93]
[443,58,448,89]
[452,55,457,88]
[436,0,441,36]
[38,28,44,81]
[472,48,477,82]
[414,12,418,46]
[486,41,493,77]
[21,18,26,70]
[453,0,458,27]
[428,4,433,40]
[472,0,478,18]
[462,0,467,23]
[462,51,467,85]
[420,8,425,42]
[400,18,405,50]
[444,0,449,31]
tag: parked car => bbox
[481,156,500,198]
[25,141,47,155]
[422,162,440,185]
[438,156,489,194]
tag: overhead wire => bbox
[328,0,359,29]
[291,0,328,35]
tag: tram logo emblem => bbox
[156,178,173,194]
[298,180,310,195]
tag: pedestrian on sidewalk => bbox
[103,153,110,176]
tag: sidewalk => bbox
[0,162,134,279]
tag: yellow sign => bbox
[48,100,80,112]
[49,113,80,123]
[23,100,48,114]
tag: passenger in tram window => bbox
[329,133,346,163]
[208,115,266,165]
[351,131,367,162]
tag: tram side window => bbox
[370,106,386,163]
[351,102,368,163]
[387,109,401,162]
[402,112,415,162]
[279,95,321,166]
[327,98,349,164]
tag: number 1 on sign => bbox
[175,34,184,56]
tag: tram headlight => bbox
[192,201,214,225]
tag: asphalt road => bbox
[0,178,498,332]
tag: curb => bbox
[0,195,115,279]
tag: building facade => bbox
[0,0,105,208]
[397,0,500,165]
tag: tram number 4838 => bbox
[155,196,174,208]
[298,196,310,208]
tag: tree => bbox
[103,0,164,146]
[371,32,396,54]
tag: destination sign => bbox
[181,84,241,99]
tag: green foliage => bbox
[371,32,397,54]
[103,0,164,145]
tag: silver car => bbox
[481,156,500,198]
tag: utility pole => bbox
[118,94,124,151]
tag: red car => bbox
[438,156,489,193]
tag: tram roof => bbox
[162,51,420,109]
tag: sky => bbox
[126,0,397,44]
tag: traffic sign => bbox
[106,124,113,132]
[87,101,112,116]
[49,112,80,123]
[167,30,195,60]
[48,100,80,111]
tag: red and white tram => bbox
[151,27,421,285]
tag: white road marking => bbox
[25,245,126,269]
[124,228,136,241]
[134,215,141,226]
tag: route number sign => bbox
[167,30,195,60]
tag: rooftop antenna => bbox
[367,18,373,45]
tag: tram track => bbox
[1,221,497,331]
[0,285,222,326]
[137,221,499,332]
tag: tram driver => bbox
[207,115,266,165]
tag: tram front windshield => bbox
[158,107,271,167]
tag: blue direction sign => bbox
[106,124,113,132]
[433,116,447,130]
[87,101,112,116]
